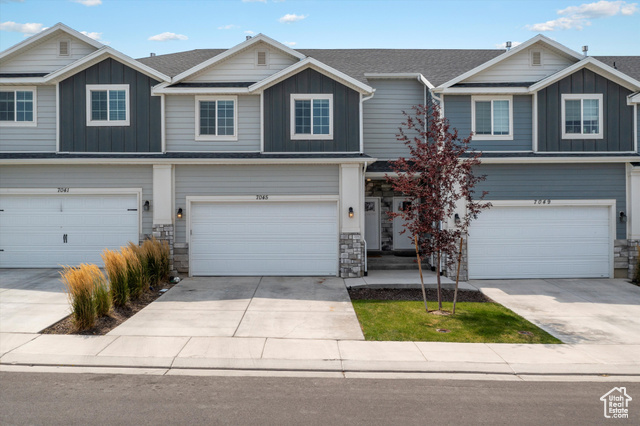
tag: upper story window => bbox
[86,84,130,126]
[0,87,36,127]
[561,94,603,139]
[195,95,237,141]
[290,94,333,140]
[471,95,512,140]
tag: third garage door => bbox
[190,201,338,276]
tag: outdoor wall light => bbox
[454,213,461,224]
[143,200,150,211]
[177,208,183,219]
[348,207,354,218]
[619,211,627,223]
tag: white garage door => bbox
[0,194,139,268]
[190,201,338,276]
[468,205,611,279]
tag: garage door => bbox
[190,201,338,276]
[0,194,139,268]
[468,205,611,279]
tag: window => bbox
[0,87,36,127]
[561,94,603,139]
[195,96,237,141]
[290,94,333,140]
[86,84,130,126]
[471,96,512,140]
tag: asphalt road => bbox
[1,372,637,425]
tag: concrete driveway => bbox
[472,279,640,345]
[0,269,69,333]
[108,276,365,340]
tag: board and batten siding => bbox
[174,164,339,243]
[263,68,360,153]
[0,164,153,236]
[59,58,161,153]
[165,95,260,151]
[464,45,575,84]
[444,95,533,151]
[188,44,297,83]
[537,68,634,152]
[474,163,626,239]
[362,79,423,159]
[0,37,98,74]
[0,85,56,152]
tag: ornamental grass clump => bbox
[122,246,144,300]
[60,264,96,331]
[102,248,129,308]
[87,264,111,317]
[634,246,640,284]
[140,237,170,287]
[127,242,150,292]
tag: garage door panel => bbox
[468,205,611,279]
[190,201,338,276]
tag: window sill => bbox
[291,133,334,140]
[561,134,603,140]
[195,135,238,142]
[471,134,513,141]
[87,120,130,127]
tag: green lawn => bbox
[351,300,562,344]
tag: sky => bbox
[0,0,639,59]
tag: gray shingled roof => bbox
[137,48,640,88]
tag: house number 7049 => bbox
[534,199,551,204]
[57,187,70,193]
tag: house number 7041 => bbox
[57,187,70,193]
[256,195,269,200]
[534,199,551,204]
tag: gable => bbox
[463,43,578,84]
[185,42,299,83]
[0,35,99,74]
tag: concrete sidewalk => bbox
[1,332,639,377]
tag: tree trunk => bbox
[414,235,428,312]
[436,250,442,311]
[452,237,464,315]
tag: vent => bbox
[59,40,70,56]
[531,50,542,67]
[257,50,267,67]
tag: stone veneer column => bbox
[340,164,365,277]
[628,239,639,280]
[340,233,364,278]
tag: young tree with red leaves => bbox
[387,103,490,313]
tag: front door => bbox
[364,197,380,250]
[393,197,414,250]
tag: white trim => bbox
[55,82,60,152]
[437,87,531,95]
[172,34,305,83]
[561,93,603,140]
[260,91,264,152]
[85,84,130,127]
[468,199,616,279]
[630,92,640,103]
[364,73,435,89]
[634,103,638,153]
[530,49,542,67]
[435,34,584,91]
[0,23,103,62]
[0,157,377,166]
[0,86,37,127]
[290,93,333,140]
[533,92,538,152]
[194,95,238,141]
[152,85,250,95]
[529,57,640,93]
[471,95,513,140]
[249,57,374,95]
[160,94,166,153]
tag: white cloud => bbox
[244,30,255,35]
[284,41,296,46]
[527,1,638,31]
[278,13,307,23]
[495,41,523,49]
[148,32,188,41]
[0,21,44,34]
[81,31,102,41]
[72,0,102,6]
[217,24,238,30]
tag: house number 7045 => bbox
[534,199,551,204]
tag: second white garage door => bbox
[190,201,338,276]
[468,204,612,279]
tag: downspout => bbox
[362,162,369,275]
[359,89,376,153]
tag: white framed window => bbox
[0,86,37,127]
[195,95,238,141]
[530,50,543,67]
[86,84,130,126]
[290,94,333,140]
[561,94,603,139]
[58,40,71,57]
[471,95,513,140]
[255,50,269,67]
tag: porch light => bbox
[454,213,461,225]
[177,208,183,219]
[619,211,627,223]
[143,200,150,211]
[348,207,354,218]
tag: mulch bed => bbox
[41,281,176,336]
[348,288,493,303]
